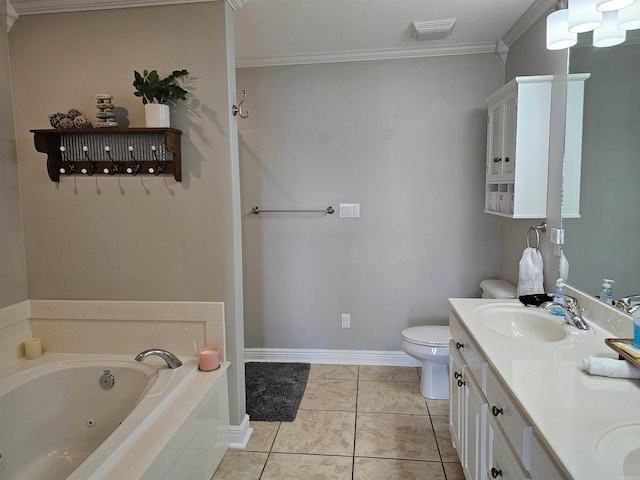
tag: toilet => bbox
[401,278,517,399]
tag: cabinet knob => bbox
[492,405,504,417]
[493,157,502,163]
[504,157,510,163]
[491,467,503,478]
[457,379,465,387]
[455,342,464,350]
[454,371,462,379]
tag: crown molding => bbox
[10,0,236,15]
[225,0,249,10]
[501,0,555,47]
[236,42,497,68]
[2,0,18,31]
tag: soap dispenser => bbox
[600,279,615,306]
[553,279,565,305]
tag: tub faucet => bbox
[540,295,589,331]
[135,349,183,368]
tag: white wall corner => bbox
[226,0,249,11]
[229,414,253,449]
[494,39,509,64]
[501,0,555,47]
[2,0,19,32]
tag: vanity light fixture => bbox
[546,0,640,49]
[547,1,578,49]
[593,10,626,46]
[569,0,603,33]
[618,1,640,29]
[597,0,634,11]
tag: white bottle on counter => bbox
[600,279,615,306]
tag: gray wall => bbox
[8,2,246,425]
[0,23,27,308]
[502,9,568,290]
[238,55,504,351]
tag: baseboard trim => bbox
[229,414,253,449]
[244,348,421,367]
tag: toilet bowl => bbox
[401,326,451,399]
[401,279,517,399]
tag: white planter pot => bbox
[144,103,170,128]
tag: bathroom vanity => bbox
[449,293,637,480]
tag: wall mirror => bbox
[562,32,640,301]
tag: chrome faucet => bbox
[540,295,590,331]
[135,349,183,368]
[616,294,640,313]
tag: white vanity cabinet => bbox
[450,311,532,480]
[449,308,568,480]
[484,76,552,218]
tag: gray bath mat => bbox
[245,362,310,422]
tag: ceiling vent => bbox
[409,18,457,41]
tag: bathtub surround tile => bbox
[271,410,355,456]
[261,453,352,480]
[0,301,30,330]
[241,421,280,452]
[357,380,428,415]
[308,364,359,380]
[0,319,32,370]
[299,378,357,411]
[353,457,446,480]
[212,451,268,480]
[355,412,440,461]
[27,300,226,359]
[358,365,419,383]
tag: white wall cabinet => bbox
[485,76,553,219]
[449,310,566,480]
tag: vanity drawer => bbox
[450,311,488,390]
[487,414,531,480]
[486,366,533,471]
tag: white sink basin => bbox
[475,305,568,342]
[595,424,640,478]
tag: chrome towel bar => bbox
[252,206,334,215]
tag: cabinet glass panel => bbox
[502,96,517,176]
[489,105,503,177]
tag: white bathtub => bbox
[0,353,229,480]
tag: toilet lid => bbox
[401,326,451,346]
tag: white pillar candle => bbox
[25,337,42,360]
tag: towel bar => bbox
[252,206,334,215]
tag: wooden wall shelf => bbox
[31,128,182,182]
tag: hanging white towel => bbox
[516,247,544,296]
[582,356,640,379]
[559,250,569,282]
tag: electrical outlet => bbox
[341,313,351,328]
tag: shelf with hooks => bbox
[31,128,182,182]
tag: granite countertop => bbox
[449,293,637,480]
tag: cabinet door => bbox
[501,94,517,176]
[466,373,487,480]
[486,415,530,480]
[449,345,465,455]
[487,104,503,178]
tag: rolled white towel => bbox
[582,356,640,379]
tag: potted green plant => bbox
[133,69,189,128]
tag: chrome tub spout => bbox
[135,349,183,369]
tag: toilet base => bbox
[419,361,449,400]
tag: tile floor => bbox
[212,364,464,480]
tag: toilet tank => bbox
[480,279,517,299]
